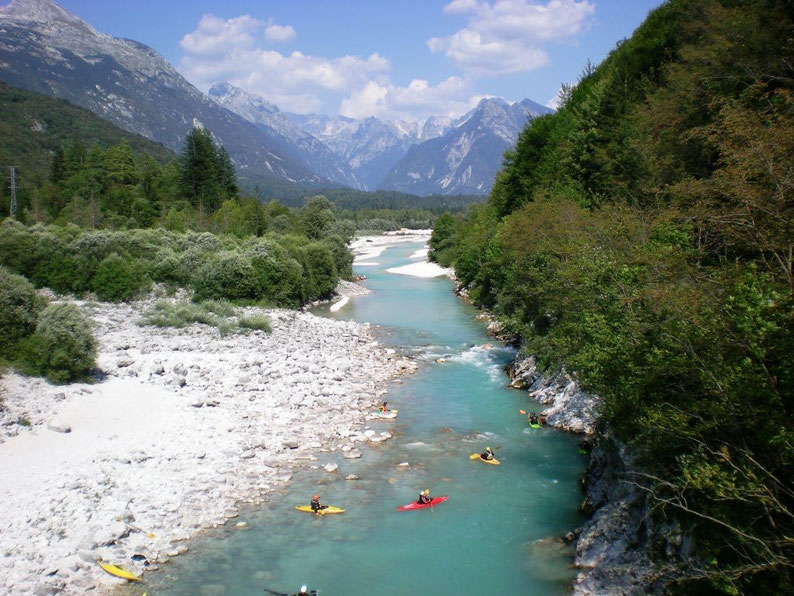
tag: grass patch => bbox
[238,313,272,333]
[138,300,233,331]
[139,300,271,336]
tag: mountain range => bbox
[0,0,553,197]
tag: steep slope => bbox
[0,80,174,184]
[207,83,364,189]
[379,98,552,196]
[0,0,323,189]
[440,0,794,592]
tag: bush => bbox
[18,303,96,383]
[192,253,259,301]
[92,253,152,301]
[0,266,44,358]
[238,313,271,332]
[300,242,338,301]
[244,239,305,307]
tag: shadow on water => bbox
[121,240,586,595]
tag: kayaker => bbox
[310,494,328,514]
[480,447,495,461]
[528,412,539,425]
[417,489,432,505]
[379,401,389,412]
[539,415,548,426]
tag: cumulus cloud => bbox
[180,14,392,113]
[429,0,595,76]
[264,23,296,43]
[180,14,264,57]
[339,76,480,120]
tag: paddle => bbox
[263,588,288,596]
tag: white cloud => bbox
[339,76,478,120]
[264,23,296,43]
[180,14,264,57]
[429,0,595,76]
[180,14,391,113]
[179,13,492,120]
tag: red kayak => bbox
[396,496,450,511]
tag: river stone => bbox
[323,463,339,473]
[47,419,71,433]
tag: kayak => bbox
[376,411,398,419]
[469,453,500,465]
[294,505,345,515]
[98,562,141,581]
[528,420,541,429]
[397,496,450,511]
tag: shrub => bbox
[244,239,305,307]
[192,252,258,301]
[92,253,152,302]
[0,220,37,277]
[18,303,97,383]
[303,242,338,300]
[238,313,271,332]
[0,266,44,358]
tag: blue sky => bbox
[54,0,663,120]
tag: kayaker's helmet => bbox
[300,586,308,594]
[486,446,491,451]
[423,489,430,495]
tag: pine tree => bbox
[179,127,220,212]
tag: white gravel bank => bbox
[0,292,415,594]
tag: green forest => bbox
[431,0,792,592]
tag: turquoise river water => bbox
[128,241,586,595]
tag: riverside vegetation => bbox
[0,123,356,384]
[431,0,793,592]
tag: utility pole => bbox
[8,166,20,219]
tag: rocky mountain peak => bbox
[0,0,88,29]
[208,82,280,115]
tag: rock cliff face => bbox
[506,353,690,593]
[507,355,599,434]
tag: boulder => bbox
[47,419,71,434]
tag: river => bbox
[129,239,586,595]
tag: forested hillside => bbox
[432,0,793,591]
[0,81,174,210]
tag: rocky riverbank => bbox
[0,285,416,594]
[505,352,667,594]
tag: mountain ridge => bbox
[0,0,329,191]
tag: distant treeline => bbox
[432,0,793,592]
[0,81,478,229]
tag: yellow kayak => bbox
[469,453,500,465]
[295,505,345,515]
[98,562,141,581]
